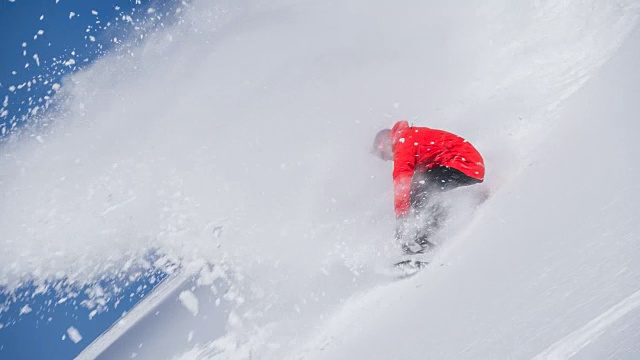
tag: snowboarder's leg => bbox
[409,167,482,249]
[406,171,440,253]
[428,166,482,191]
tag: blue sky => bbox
[0,0,177,136]
[0,1,178,358]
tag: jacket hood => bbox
[390,120,410,147]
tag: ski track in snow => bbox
[534,288,640,360]
[100,195,137,216]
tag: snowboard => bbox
[393,259,429,278]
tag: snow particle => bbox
[69,12,76,19]
[399,138,405,143]
[91,10,98,15]
[178,290,199,316]
[52,83,61,91]
[66,326,83,343]
[19,305,32,315]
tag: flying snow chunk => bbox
[64,59,76,66]
[89,35,96,42]
[178,290,199,316]
[19,305,32,315]
[66,327,83,343]
[52,83,61,91]
[91,10,98,15]
[37,29,44,35]
[147,8,156,14]
[69,12,76,19]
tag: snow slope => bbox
[2,0,639,358]
[284,29,640,359]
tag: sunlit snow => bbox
[2,0,640,359]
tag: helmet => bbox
[371,129,393,161]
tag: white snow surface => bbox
[2,0,640,359]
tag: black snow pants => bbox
[408,166,482,244]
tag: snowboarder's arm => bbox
[393,140,415,218]
[393,174,412,217]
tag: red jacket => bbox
[391,120,485,217]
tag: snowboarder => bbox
[372,120,485,255]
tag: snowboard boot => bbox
[401,235,435,255]
[401,242,426,255]
[415,235,436,250]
